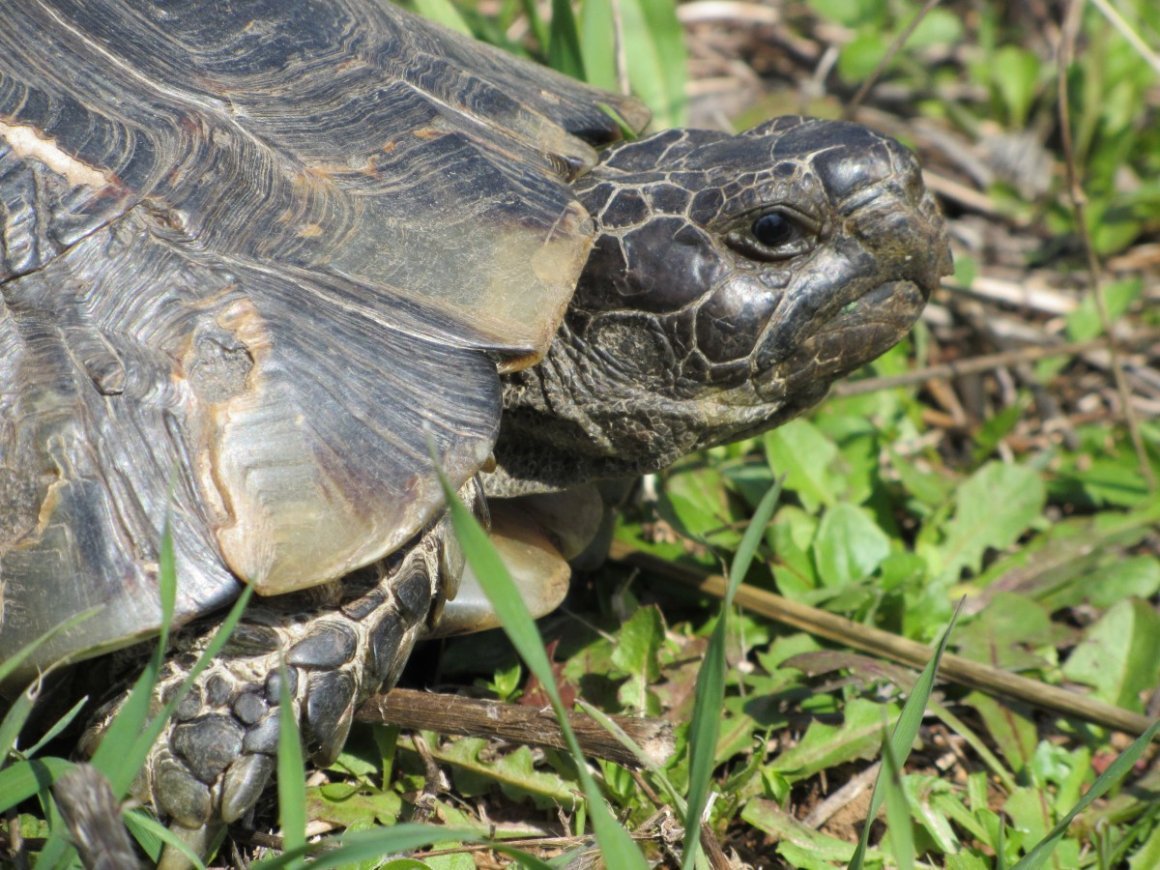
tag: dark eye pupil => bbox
[752,212,795,247]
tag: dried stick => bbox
[1056,0,1156,492]
[357,688,674,769]
[832,329,1160,397]
[609,541,1158,739]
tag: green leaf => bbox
[990,45,1041,128]
[440,738,581,809]
[610,606,665,714]
[1065,277,1143,341]
[963,692,1037,778]
[742,797,883,864]
[850,605,960,870]
[932,462,1046,584]
[764,419,843,512]
[1061,598,1160,711]
[838,31,889,83]
[578,0,619,91]
[908,8,963,48]
[772,698,894,782]
[0,757,72,813]
[254,825,483,869]
[880,736,915,870]
[1013,720,1160,869]
[812,503,891,587]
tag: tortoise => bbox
[0,0,950,855]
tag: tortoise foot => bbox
[86,521,448,862]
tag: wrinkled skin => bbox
[495,117,949,492]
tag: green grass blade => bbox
[16,696,90,760]
[547,0,586,80]
[123,808,207,869]
[255,824,481,869]
[578,0,619,91]
[0,607,101,687]
[1012,718,1160,870]
[619,0,687,127]
[848,602,962,870]
[0,687,37,770]
[88,517,179,791]
[0,757,72,813]
[519,0,550,54]
[682,479,781,869]
[879,731,915,869]
[277,663,307,866]
[90,584,254,798]
[436,470,647,870]
[577,699,686,813]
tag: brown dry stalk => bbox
[357,688,675,768]
[845,0,945,116]
[833,328,1160,396]
[1057,0,1156,491]
[609,540,1159,740]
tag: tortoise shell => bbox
[0,0,647,677]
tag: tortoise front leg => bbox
[82,517,456,866]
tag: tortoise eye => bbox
[725,207,816,261]
[752,211,797,247]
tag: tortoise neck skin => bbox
[494,117,951,493]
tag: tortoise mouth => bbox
[753,278,927,402]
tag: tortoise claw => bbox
[221,754,274,823]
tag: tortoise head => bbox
[496,116,951,489]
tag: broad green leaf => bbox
[771,698,895,782]
[1084,555,1160,608]
[610,606,665,714]
[307,783,403,828]
[742,798,885,865]
[990,45,1041,127]
[932,462,1046,584]
[838,31,889,83]
[1129,822,1160,870]
[440,738,580,809]
[963,691,1037,778]
[1061,598,1160,711]
[1066,277,1142,341]
[954,592,1066,672]
[764,419,844,512]
[812,503,891,587]
[908,8,963,48]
